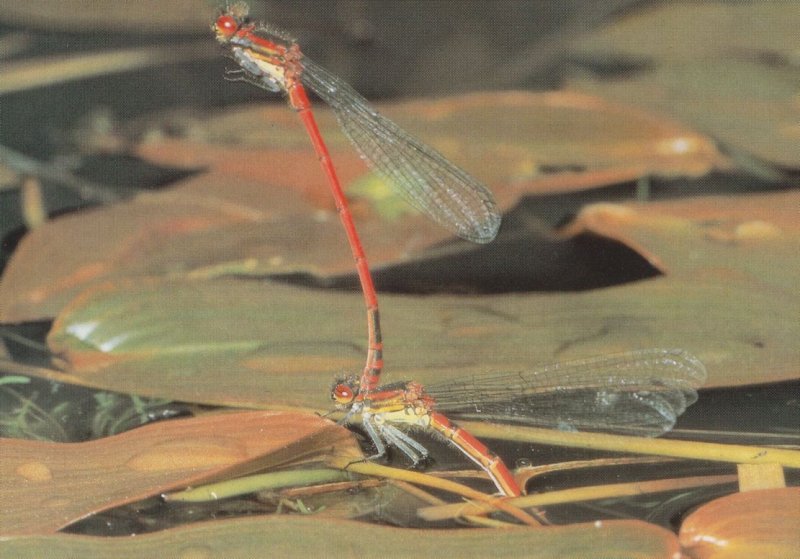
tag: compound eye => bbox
[215,15,238,37]
[332,383,356,404]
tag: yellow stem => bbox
[458,421,800,468]
[419,473,737,522]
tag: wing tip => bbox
[462,211,502,244]
[659,348,708,387]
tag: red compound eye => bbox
[215,15,238,37]
[332,383,355,404]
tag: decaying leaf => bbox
[0,411,357,535]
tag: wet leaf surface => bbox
[142,91,727,185]
[0,171,443,322]
[568,1,800,167]
[562,190,800,292]
[0,411,357,535]
[38,273,797,410]
[0,515,680,558]
[679,487,800,559]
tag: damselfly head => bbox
[331,376,360,407]
[213,2,249,41]
[213,14,239,41]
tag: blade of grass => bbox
[419,474,738,522]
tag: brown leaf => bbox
[36,274,798,410]
[562,190,800,291]
[679,487,800,559]
[568,2,800,167]
[0,515,680,558]
[0,411,357,535]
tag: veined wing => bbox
[300,56,501,244]
[428,348,707,437]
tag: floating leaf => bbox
[568,2,800,167]
[0,411,357,535]
[0,170,456,322]
[562,190,800,291]
[0,515,680,558]
[181,91,726,186]
[38,274,798,409]
[679,487,800,559]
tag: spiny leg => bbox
[349,413,430,468]
[358,412,389,462]
[377,423,429,467]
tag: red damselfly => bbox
[213,2,499,400]
[331,348,706,496]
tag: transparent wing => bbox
[300,56,501,243]
[427,349,707,437]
